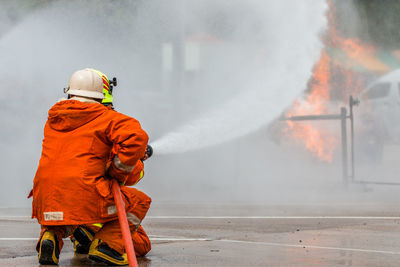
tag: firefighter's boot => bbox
[72,226,95,254]
[88,239,128,266]
[38,231,60,265]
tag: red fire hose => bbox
[111,179,138,267]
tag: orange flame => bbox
[283,1,373,162]
[284,50,338,162]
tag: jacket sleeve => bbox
[125,160,144,186]
[106,114,148,184]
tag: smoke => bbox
[151,1,327,154]
[0,0,340,207]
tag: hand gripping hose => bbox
[111,179,138,267]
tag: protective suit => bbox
[71,145,151,256]
[32,98,151,263]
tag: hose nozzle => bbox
[146,145,153,159]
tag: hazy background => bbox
[1,0,400,209]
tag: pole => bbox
[349,96,355,182]
[341,107,349,186]
[282,114,342,121]
[111,180,138,267]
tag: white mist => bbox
[151,1,328,154]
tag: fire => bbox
[283,0,375,162]
[284,50,338,162]
[285,120,338,162]
[308,51,331,106]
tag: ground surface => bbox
[1,203,400,266]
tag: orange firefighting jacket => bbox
[32,100,148,225]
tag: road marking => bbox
[2,215,400,221]
[150,237,211,241]
[0,237,211,242]
[216,239,400,255]
[0,238,37,241]
[2,236,400,255]
[146,216,400,219]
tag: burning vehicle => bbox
[356,69,400,162]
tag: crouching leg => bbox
[88,188,151,265]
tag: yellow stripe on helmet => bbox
[90,68,113,104]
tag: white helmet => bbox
[64,68,104,99]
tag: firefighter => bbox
[31,68,152,266]
[71,69,152,261]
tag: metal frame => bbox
[282,96,400,186]
[283,103,351,185]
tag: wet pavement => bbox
[1,203,400,266]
